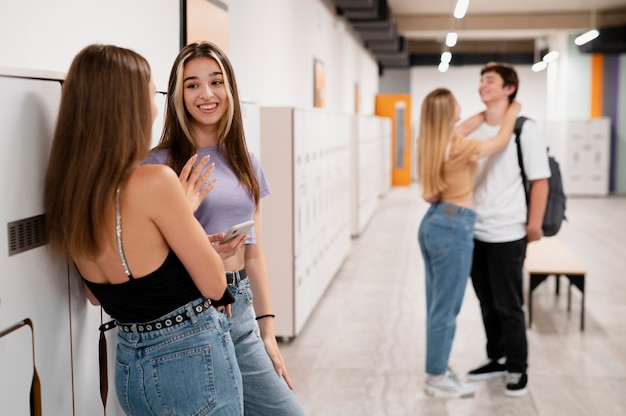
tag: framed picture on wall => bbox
[313,58,326,108]
[180,0,229,50]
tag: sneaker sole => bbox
[504,387,528,397]
[466,370,506,381]
[424,386,475,399]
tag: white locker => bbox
[350,114,391,237]
[564,118,611,196]
[0,68,125,415]
[260,107,352,339]
[242,102,261,162]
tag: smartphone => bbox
[222,220,255,243]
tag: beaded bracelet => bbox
[255,314,275,321]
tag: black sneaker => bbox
[504,372,528,397]
[466,358,506,381]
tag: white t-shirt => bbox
[470,119,551,243]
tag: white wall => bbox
[0,0,180,90]
[0,0,379,115]
[228,0,380,114]
[410,65,548,132]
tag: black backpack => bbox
[514,116,566,236]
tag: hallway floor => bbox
[278,185,626,416]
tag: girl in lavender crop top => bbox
[144,146,270,240]
[144,41,305,415]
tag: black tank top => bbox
[81,187,201,323]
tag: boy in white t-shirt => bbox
[461,62,550,397]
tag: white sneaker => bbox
[425,371,476,398]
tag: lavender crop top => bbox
[144,146,271,242]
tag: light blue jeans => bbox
[228,275,305,416]
[115,298,243,415]
[418,202,476,375]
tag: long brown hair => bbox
[155,41,260,204]
[416,88,457,198]
[44,44,153,259]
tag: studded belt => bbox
[106,298,213,333]
[226,268,247,285]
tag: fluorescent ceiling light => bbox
[446,32,458,47]
[532,61,547,72]
[574,29,599,46]
[542,51,559,63]
[438,62,450,73]
[441,51,452,64]
[454,0,470,19]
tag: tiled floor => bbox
[279,185,626,416]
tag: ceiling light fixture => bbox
[441,51,452,64]
[575,7,600,46]
[575,29,600,46]
[454,0,470,19]
[542,50,560,63]
[438,62,450,73]
[532,61,548,72]
[445,32,458,47]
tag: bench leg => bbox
[567,281,571,311]
[528,273,550,329]
[555,275,560,295]
[566,274,586,331]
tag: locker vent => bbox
[7,214,47,256]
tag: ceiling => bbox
[332,0,626,69]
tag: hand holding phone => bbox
[222,220,255,243]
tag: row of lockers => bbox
[259,107,392,339]
[0,68,392,414]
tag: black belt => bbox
[226,268,247,285]
[102,298,213,333]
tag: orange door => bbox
[375,94,411,186]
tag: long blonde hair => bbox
[155,42,260,204]
[44,44,153,259]
[416,88,457,198]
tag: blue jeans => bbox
[227,275,305,416]
[115,298,243,415]
[418,202,476,375]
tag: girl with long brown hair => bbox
[45,44,243,415]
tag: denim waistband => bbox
[426,202,476,224]
[429,201,476,220]
[102,297,213,335]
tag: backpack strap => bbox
[514,116,530,206]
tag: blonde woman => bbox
[145,42,304,415]
[416,88,520,398]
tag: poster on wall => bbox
[314,58,326,108]
[182,0,229,51]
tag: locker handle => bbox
[0,318,41,416]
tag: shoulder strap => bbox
[514,116,530,205]
[115,187,134,279]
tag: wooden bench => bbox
[524,237,587,331]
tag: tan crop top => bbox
[439,137,482,204]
